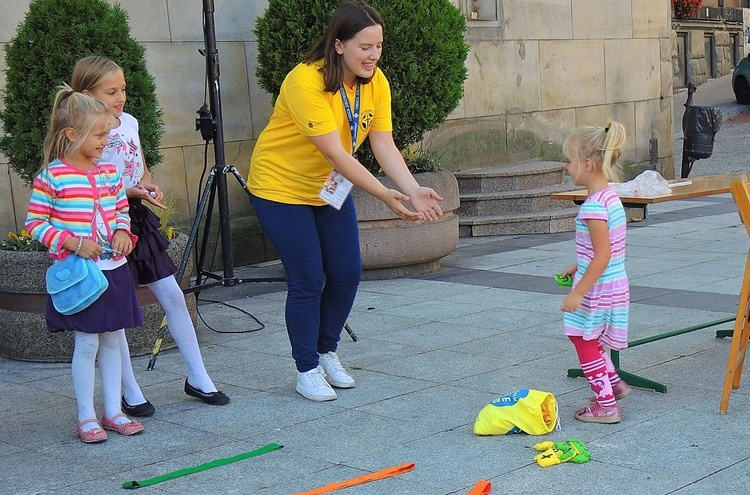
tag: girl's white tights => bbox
[72,330,122,431]
[120,275,216,406]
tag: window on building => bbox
[705,34,717,78]
[464,0,498,21]
[677,32,689,87]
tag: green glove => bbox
[558,439,590,464]
[532,439,590,467]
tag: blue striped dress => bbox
[564,187,629,350]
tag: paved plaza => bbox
[2,75,750,494]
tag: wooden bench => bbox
[551,174,745,213]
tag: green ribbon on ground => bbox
[122,442,283,489]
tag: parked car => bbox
[733,54,750,104]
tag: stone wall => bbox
[0,0,673,266]
[672,19,744,89]
[432,0,674,183]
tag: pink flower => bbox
[672,0,703,20]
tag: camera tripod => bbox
[147,0,356,370]
[146,0,280,370]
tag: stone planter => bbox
[0,233,194,362]
[352,170,460,280]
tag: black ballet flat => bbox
[121,396,156,417]
[184,379,230,405]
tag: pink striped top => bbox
[25,159,133,259]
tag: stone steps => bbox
[454,161,567,192]
[458,183,580,215]
[458,207,581,237]
[455,161,579,236]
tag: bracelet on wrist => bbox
[74,237,83,255]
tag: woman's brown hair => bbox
[302,0,384,93]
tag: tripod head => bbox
[195,104,214,141]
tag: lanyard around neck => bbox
[339,82,360,156]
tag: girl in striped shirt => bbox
[559,121,630,424]
[26,88,145,443]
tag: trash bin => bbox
[680,83,723,178]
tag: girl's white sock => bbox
[119,329,147,406]
[99,331,124,422]
[148,276,217,392]
[72,331,99,431]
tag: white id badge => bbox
[319,170,353,210]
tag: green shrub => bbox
[254,0,469,174]
[0,0,164,187]
[400,146,446,175]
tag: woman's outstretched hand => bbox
[379,186,444,222]
[381,189,422,221]
[408,187,443,222]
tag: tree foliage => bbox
[0,0,164,186]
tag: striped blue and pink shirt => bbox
[25,159,133,260]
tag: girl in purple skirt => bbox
[72,56,229,416]
[26,87,145,443]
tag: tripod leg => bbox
[146,315,168,371]
[344,322,359,342]
[195,174,219,286]
[177,169,217,281]
[227,166,253,197]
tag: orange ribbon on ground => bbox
[291,462,416,495]
[467,480,492,495]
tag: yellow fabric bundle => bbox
[474,389,557,436]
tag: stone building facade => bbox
[671,0,746,89]
[0,0,674,267]
[429,0,674,183]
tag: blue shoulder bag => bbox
[46,254,109,315]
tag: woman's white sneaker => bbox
[296,366,338,401]
[318,351,356,388]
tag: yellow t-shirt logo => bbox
[360,110,374,132]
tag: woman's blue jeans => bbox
[249,194,362,372]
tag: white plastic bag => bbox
[611,170,671,197]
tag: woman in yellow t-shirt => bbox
[248,0,444,402]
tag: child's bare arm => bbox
[561,219,610,312]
